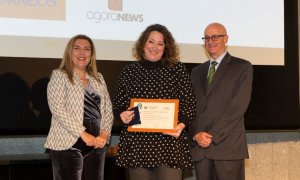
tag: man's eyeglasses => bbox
[202,35,226,42]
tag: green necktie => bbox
[207,61,218,85]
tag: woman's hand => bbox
[120,108,135,124]
[164,123,185,138]
[94,132,109,149]
[81,131,96,146]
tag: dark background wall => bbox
[0,55,299,135]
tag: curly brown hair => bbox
[132,24,180,67]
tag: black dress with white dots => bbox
[113,60,196,170]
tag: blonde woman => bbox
[45,34,114,180]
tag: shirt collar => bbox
[209,51,227,69]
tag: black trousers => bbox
[128,164,183,180]
[194,158,245,180]
[49,147,106,180]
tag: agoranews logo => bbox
[0,0,65,21]
[86,0,143,23]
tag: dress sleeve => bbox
[112,66,131,119]
[172,63,196,126]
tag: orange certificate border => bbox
[128,98,179,133]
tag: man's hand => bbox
[193,132,213,148]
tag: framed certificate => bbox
[128,98,179,133]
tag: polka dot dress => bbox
[113,60,196,170]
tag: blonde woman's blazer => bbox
[44,69,114,150]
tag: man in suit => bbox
[189,22,253,180]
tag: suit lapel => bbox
[206,53,232,94]
[201,62,210,94]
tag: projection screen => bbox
[0,0,284,65]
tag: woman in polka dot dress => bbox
[113,24,196,180]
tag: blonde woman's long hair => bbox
[59,34,100,84]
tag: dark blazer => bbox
[190,52,253,161]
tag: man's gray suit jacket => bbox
[189,52,253,161]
